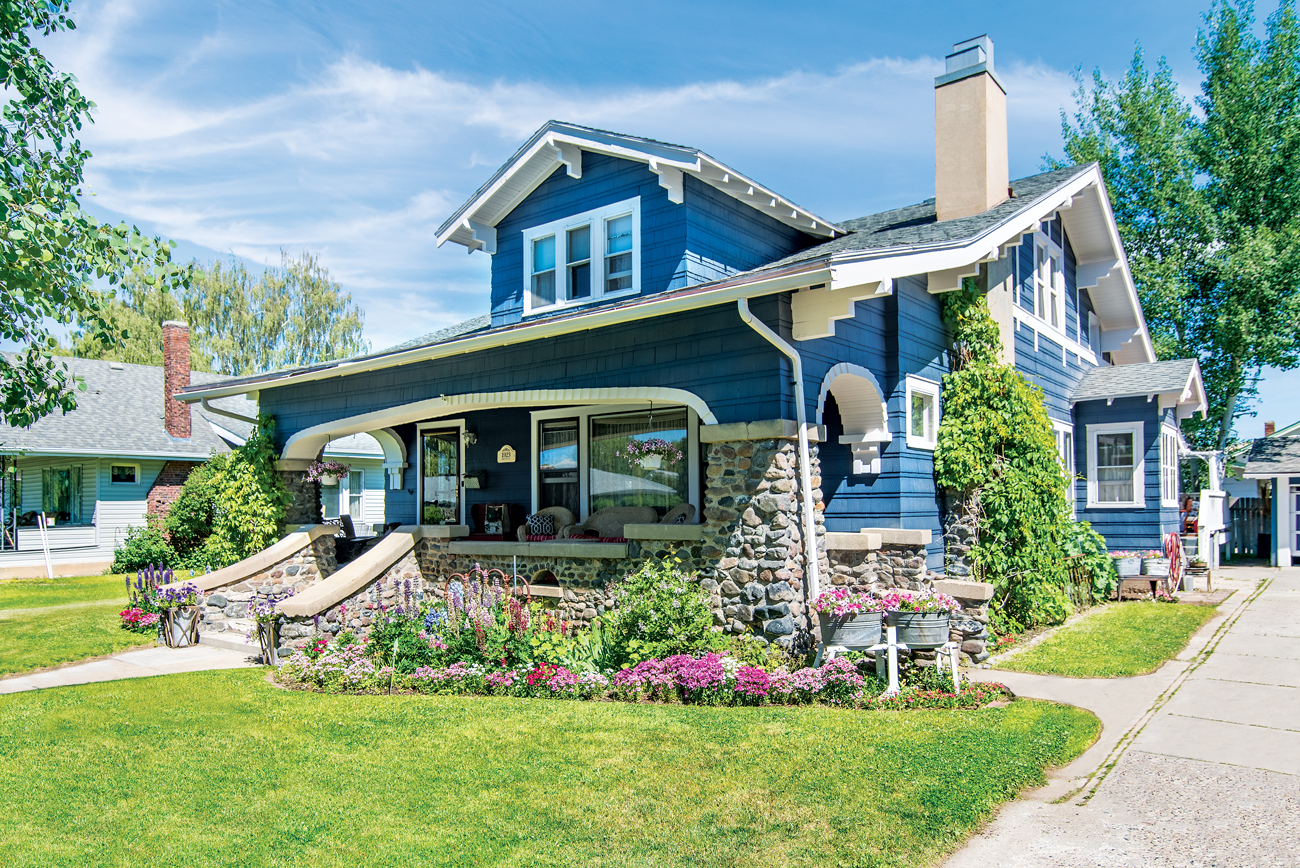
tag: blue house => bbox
[178,36,1205,647]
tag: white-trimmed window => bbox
[1052,421,1076,514]
[522,197,641,315]
[905,376,941,450]
[1087,422,1145,508]
[531,403,699,521]
[109,464,139,485]
[1160,426,1180,508]
[1035,226,1064,332]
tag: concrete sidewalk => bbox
[946,567,1300,867]
[0,643,256,694]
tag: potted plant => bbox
[1111,550,1142,577]
[882,590,959,649]
[617,437,683,471]
[1141,549,1171,577]
[813,588,886,648]
[156,582,202,648]
[306,459,351,487]
[247,594,291,666]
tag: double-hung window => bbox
[523,198,641,315]
[1035,227,1063,332]
[1053,421,1076,513]
[1087,422,1145,508]
[1160,426,1180,507]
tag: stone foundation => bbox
[279,470,322,525]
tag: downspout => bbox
[737,298,822,602]
[201,398,259,426]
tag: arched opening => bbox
[817,363,890,475]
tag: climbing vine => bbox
[933,281,1077,627]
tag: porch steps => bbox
[199,632,259,656]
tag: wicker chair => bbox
[517,506,578,541]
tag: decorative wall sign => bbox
[497,445,517,463]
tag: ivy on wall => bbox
[933,280,1078,628]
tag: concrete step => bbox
[199,631,260,656]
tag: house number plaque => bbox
[497,445,516,463]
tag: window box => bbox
[522,197,641,315]
[1086,422,1145,508]
[905,376,940,451]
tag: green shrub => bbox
[1061,520,1119,604]
[934,281,1081,628]
[110,520,178,573]
[109,413,289,572]
[602,559,724,666]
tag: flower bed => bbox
[274,639,1010,711]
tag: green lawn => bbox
[0,602,154,676]
[0,573,129,611]
[0,669,1098,868]
[996,602,1219,678]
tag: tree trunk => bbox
[1216,386,1238,452]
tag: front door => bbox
[421,429,461,524]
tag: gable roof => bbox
[1070,359,1204,407]
[179,157,1154,403]
[0,356,256,460]
[1243,435,1300,478]
[435,121,846,252]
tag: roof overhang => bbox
[1070,361,1207,421]
[179,165,1159,404]
[434,121,845,252]
[915,164,1153,364]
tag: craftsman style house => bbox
[177,36,1205,645]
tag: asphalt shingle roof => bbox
[1070,359,1197,403]
[0,356,256,458]
[1243,435,1300,477]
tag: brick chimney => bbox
[1265,420,1276,437]
[934,35,1009,222]
[162,320,191,439]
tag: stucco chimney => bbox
[162,320,191,439]
[934,35,1009,221]
[1265,420,1276,437]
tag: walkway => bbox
[0,643,256,694]
[947,566,1300,867]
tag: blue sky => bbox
[38,0,1294,436]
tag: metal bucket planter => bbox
[1114,557,1141,578]
[818,612,883,649]
[161,606,200,648]
[1142,557,1171,577]
[885,611,951,649]
[257,621,280,666]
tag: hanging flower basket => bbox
[617,438,683,470]
[306,459,351,486]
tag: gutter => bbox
[736,298,822,605]
[200,398,259,426]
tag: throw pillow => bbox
[526,513,556,536]
[670,511,688,524]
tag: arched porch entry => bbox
[280,387,719,527]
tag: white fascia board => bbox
[3,448,217,461]
[177,264,835,403]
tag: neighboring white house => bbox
[0,323,385,579]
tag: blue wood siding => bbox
[796,275,949,567]
[1064,234,1079,343]
[1017,238,1034,309]
[489,152,810,327]
[1074,397,1176,551]
[264,295,792,451]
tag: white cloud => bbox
[46,1,1078,351]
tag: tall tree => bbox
[0,0,187,427]
[73,250,369,376]
[1055,0,1300,450]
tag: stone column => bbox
[278,470,322,525]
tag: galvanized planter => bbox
[1114,557,1141,578]
[257,621,280,666]
[885,611,951,649]
[161,606,200,648]
[818,612,883,649]
[1142,557,1171,577]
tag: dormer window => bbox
[523,197,640,315]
